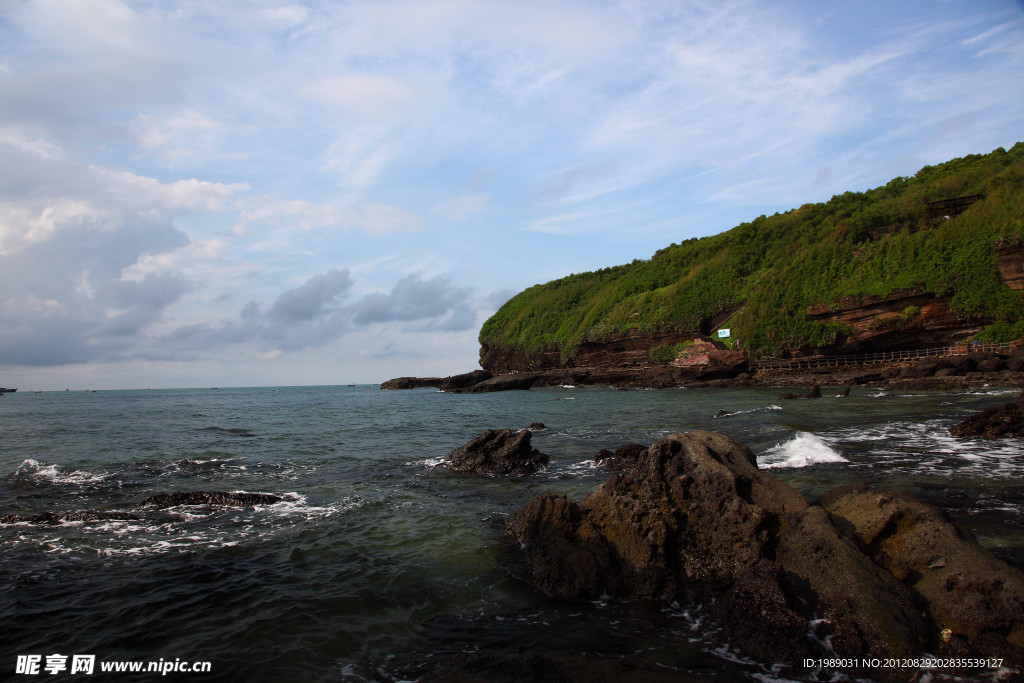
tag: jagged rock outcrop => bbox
[593,443,646,470]
[505,431,1024,681]
[949,389,1024,438]
[446,429,549,475]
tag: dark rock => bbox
[593,443,646,470]
[710,559,809,664]
[774,504,927,671]
[1009,352,1024,372]
[439,369,492,391]
[380,376,443,390]
[778,384,821,400]
[977,357,1007,373]
[935,367,958,377]
[446,429,549,475]
[450,373,541,393]
[938,355,971,373]
[968,351,994,370]
[527,422,547,431]
[507,432,1024,680]
[137,491,283,508]
[1,490,282,525]
[949,389,1024,438]
[823,487,1024,654]
[837,385,851,397]
[0,510,139,525]
[712,409,734,418]
[508,432,806,601]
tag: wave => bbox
[714,405,783,418]
[9,459,107,486]
[758,433,848,469]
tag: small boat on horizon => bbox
[0,387,17,393]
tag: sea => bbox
[0,384,1021,682]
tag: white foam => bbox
[758,432,848,469]
[11,459,106,485]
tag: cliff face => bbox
[480,330,698,374]
[480,291,994,374]
[998,243,1024,291]
[806,291,986,356]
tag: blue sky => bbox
[1,0,1022,389]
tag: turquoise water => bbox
[0,385,1021,681]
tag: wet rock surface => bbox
[778,384,822,400]
[446,429,549,475]
[949,388,1024,437]
[136,490,283,508]
[505,431,1024,681]
[593,443,646,470]
[0,490,282,525]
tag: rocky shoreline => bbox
[430,428,1024,682]
[383,348,1024,393]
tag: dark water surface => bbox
[1,385,1021,681]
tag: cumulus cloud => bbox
[267,268,352,323]
[350,273,477,332]
[0,134,248,365]
[155,268,477,359]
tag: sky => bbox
[1,0,1022,390]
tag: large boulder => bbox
[508,432,808,599]
[506,431,1022,681]
[446,429,549,475]
[949,389,1024,438]
[822,486,1024,659]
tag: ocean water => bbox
[0,384,1021,681]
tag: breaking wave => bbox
[758,432,848,469]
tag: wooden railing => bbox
[749,341,1016,371]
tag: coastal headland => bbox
[387,145,1024,395]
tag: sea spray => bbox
[758,432,847,469]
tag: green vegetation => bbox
[481,143,1024,360]
[649,340,693,363]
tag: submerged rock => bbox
[779,384,822,400]
[136,491,283,508]
[949,389,1024,438]
[446,429,549,475]
[0,510,139,525]
[505,430,1024,681]
[1,490,282,525]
